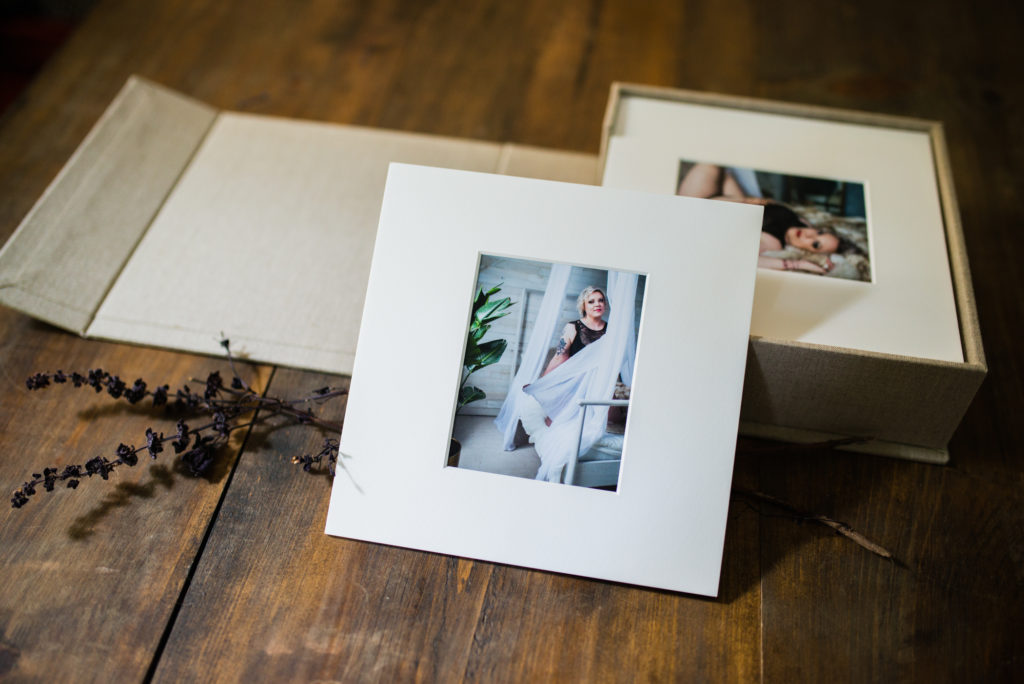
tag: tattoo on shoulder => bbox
[555,337,567,356]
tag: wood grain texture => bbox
[758,449,1024,681]
[0,308,271,680]
[152,370,760,681]
[0,0,1022,680]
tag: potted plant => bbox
[449,284,514,466]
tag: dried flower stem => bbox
[12,340,345,508]
[14,343,895,566]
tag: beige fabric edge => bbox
[741,337,986,450]
[497,144,599,185]
[738,421,949,464]
[0,76,217,333]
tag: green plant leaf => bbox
[468,326,486,344]
[462,284,514,407]
[473,284,501,312]
[472,289,486,312]
[474,296,510,324]
[459,385,486,408]
[473,339,507,369]
[463,340,478,366]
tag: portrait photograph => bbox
[676,159,872,282]
[329,164,762,594]
[449,254,646,491]
[604,117,963,361]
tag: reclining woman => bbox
[677,162,860,275]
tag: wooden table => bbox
[2,0,1022,680]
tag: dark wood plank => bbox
[758,449,1024,681]
[152,369,761,681]
[747,0,1024,679]
[0,310,272,680]
[0,4,282,679]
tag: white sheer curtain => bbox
[494,263,571,450]
[494,266,638,482]
[609,269,637,387]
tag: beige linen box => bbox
[599,83,986,462]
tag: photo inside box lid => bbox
[602,95,963,364]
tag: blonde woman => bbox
[541,285,608,378]
[526,285,609,428]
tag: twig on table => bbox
[732,487,897,562]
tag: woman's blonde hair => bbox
[577,286,609,318]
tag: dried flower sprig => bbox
[12,340,345,508]
[14,348,897,564]
[291,437,340,476]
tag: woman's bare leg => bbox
[677,163,725,198]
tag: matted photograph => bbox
[601,94,965,363]
[326,163,763,595]
[675,160,871,282]
[449,254,646,491]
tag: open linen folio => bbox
[0,76,599,373]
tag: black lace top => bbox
[568,319,606,357]
[761,203,804,246]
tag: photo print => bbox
[676,160,871,282]
[328,163,763,594]
[449,254,646,491]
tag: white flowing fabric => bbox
[494,263,571,450]
[609,269,637,387]
[507,270,638,482]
